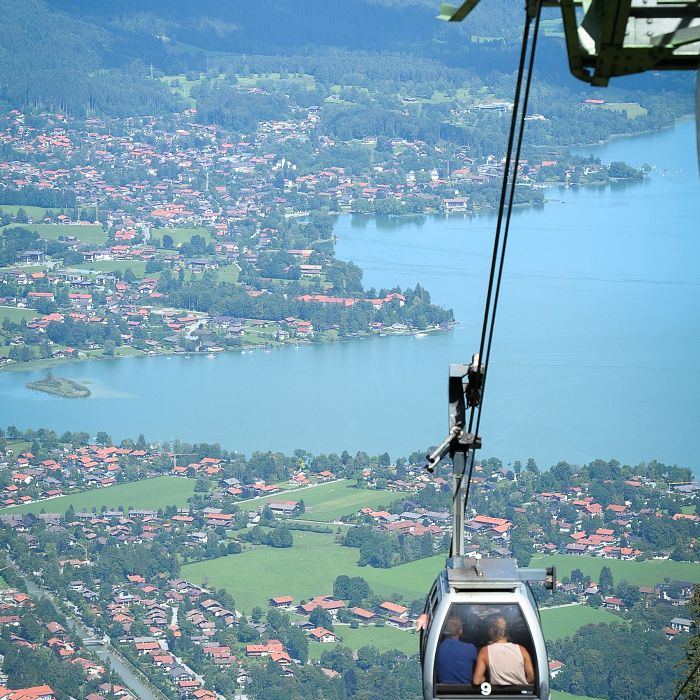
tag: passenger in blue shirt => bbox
[436,616,478,684]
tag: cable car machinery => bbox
[417,1,700,698]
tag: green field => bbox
[2,223,106,244]
[215,263,240,283]
[540,604,623,641]
[5,440,32,457]
[308,623,418,658]
[182,530,445,614]
[237,480,394,521]
[0,306,38,323]
[152,227,213,246]
[0,476,195,515]
[552,692,605,700]
[604,102,647,118]
[532,554,700,588]
[0,205,63,219]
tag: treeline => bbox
[0,187,77,209]
[551,621,684,699]
[342,524,446,568]
[191,82,289,130]
[247,650,421,700]
[155,275,454,332]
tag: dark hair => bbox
[444,616,463,637]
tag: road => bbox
[13,565,167,700]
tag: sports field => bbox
[0,476,195,515]
[531,554,700,588]
[73,260,150,277]
[237,480,394,521]
[540,604,623,640]
[2,223,106,244]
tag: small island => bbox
[27,373,91,399]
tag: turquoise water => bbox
[1,120,698,471]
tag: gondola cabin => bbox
[420,557,552,700]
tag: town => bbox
[0,426,696,698]
[0,93,649,372]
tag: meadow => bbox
[552,692,604,700]
[1,223,106,244]
[307,623,418,659]
[531,554,700,588]
[237,480,395,521]
[182,529,444,612]
[539,604,623,640]
[152,227,213,246]
[0,205,63,219]
[0,306,38,323]
[0,476,195,515]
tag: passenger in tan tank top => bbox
[472,615,535,687]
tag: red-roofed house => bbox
[308,627,337,643]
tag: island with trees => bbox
[26,372,91,399]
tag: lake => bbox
[1,120,698,472]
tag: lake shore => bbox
[0,322,454,376]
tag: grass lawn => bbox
[0,306,38,323]
[114,346,146,357]
[216,263,240,283]
[604,102,647,118]
[308,624,418,659]
[159,75,202,107]
[531,554,700,588]
[0,476,195,515]
[182,531,359,613]
[0,205,63,219]
[2,223,106,244]
[540,604,623,641]
[6,440,33,457]
[182,531,444,614]
[236,480,394,521]
[552,692,605,700]
[152,227,213,246]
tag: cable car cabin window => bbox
[435,603,537,697]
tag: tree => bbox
[309,606,333,630]
[162,233,174,249]
[95,431,112,446]
[511,528,534,567]
[287,625,309,664]
[268,525,293,548]
[599,565,614,595]
[356,645,381,670]
[679,585,700,698]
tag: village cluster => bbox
[0,432,696,697]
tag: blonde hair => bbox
[488,615,508,641]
